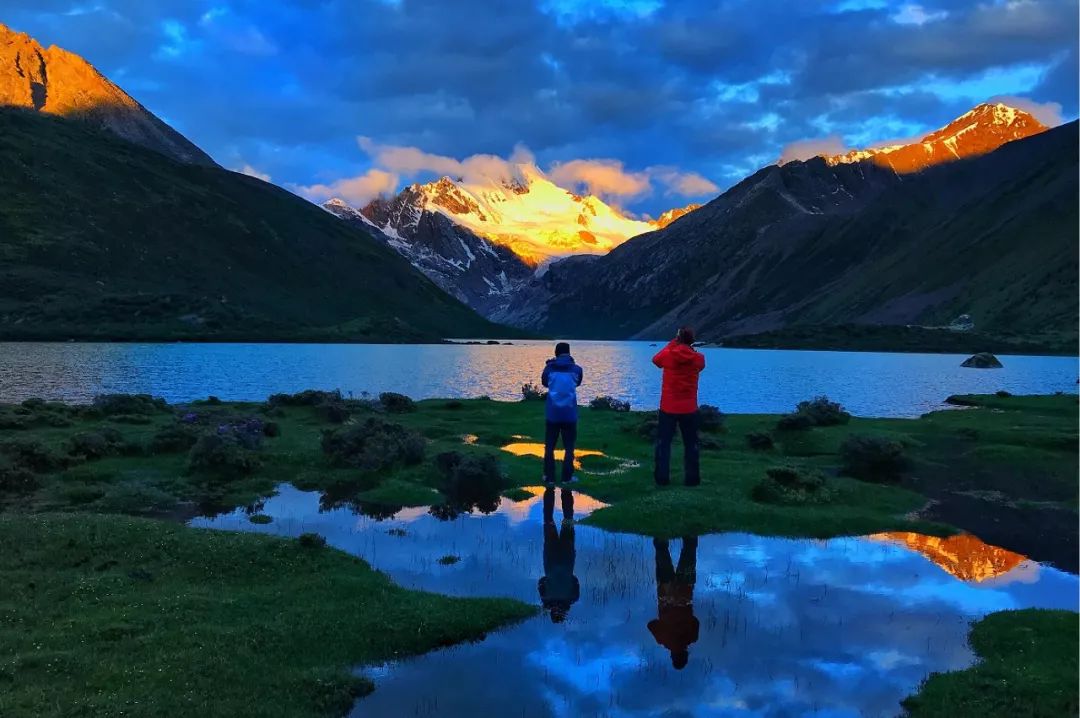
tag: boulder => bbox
[961,352,1003,368]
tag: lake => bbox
[0,341,1075,417]
[195,484,1079,718]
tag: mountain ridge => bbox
[0,22,215,166]
[494,106,1077,346]
[822,102,1047,174]
[0,107,507,342]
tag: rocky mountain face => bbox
[653,203,702,228]
[0,23,215,166]
[495,106,1076,342]
[322,193,533,317]
[824,103,1046,174]
[323,172,702,317]
[358,168,698,267]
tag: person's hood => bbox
[547,354,577,367]
[668,343,699,364]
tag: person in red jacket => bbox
[652,326,706,486]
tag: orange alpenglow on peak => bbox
[869,531,1029,583]
[0,23,215,166]
[825,102,1049,174]
[652,203,703,229]
[364,166,703,266]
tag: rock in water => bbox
[961,352,1003,368]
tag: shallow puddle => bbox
[501,442,640,475]
[192,485,1077,717]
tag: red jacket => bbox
[652,340,705,414]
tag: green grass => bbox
[902,609,1079,717]
[0,513,535,718]
[4,392,1075,540]
[0,108,511,342]
[0,393,1075,716]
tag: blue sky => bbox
[5,0,1076,215]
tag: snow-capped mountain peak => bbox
[823,102,1048,174]
[387,166,657,266]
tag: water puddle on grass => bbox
[500,442,641,475]
[192,485,1078,717]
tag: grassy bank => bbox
[903,609,1079,717]
[2,391,1075,546]
[0,513,534,717]
[0,391,1075,716]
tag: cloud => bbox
[3,0,1075,215]
[547,159,651,198]
[650,167,720,196]
[294,169,399,206]
[988,95,1065,126]
[238,164,271,182]
[777,136,849,164]
[890,4,948,26]
[357,137,535,185]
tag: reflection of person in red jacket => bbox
[648,536,699,670]
[652,327,706,486]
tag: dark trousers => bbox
[654,411,700,486]
[544,421,577,483]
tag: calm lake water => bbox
[194,485,1078,718]
[0,341,1075,417]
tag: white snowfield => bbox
[413,164,655,264]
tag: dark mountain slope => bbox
[498,122,1077,345]
[0,108,506,341]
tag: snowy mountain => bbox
[322,195,533,317]
[823,102,1047,174]
[320,167,704,316]
[364,166,687,266]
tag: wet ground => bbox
[193,485,1078,718]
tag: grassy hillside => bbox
[0,108,509,342]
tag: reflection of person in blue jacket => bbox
[541,342,584,484]
[538,486,579,624]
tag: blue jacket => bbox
[541,354,583,423]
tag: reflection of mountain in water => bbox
[869,532,1027,583]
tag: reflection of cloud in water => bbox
[190,485,1078,718]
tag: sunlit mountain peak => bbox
[364,164,696,266]
[823,102,1048,174]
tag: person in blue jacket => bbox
[541,342,583,484]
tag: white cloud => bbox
[238,164,271,182]
[988,95,1065,126]
[649,167,720,196]
[547,159,651,198]
[890,4,948,25]
[357,137,535,186]
[328,138,718,204]
[294,169,399,206]
[777,135,849,164]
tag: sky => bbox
[5,0,1076,216]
